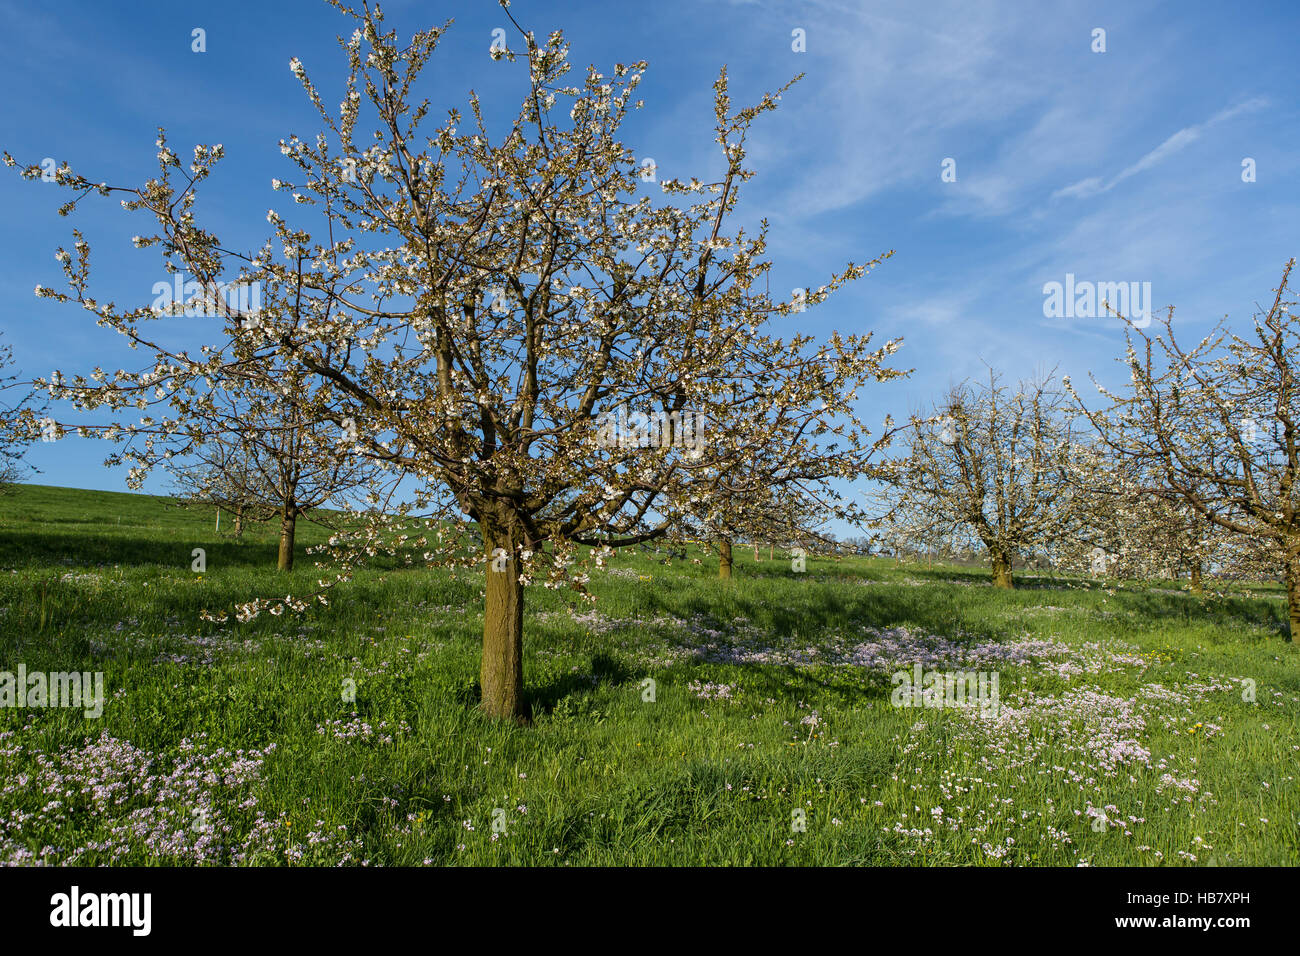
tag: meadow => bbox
[0,484,1295,866]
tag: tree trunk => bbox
[769,543,774,561]
[718,538,733,579]
[753,542,761,561]
[277,506,296,571]
[990,550,1014,589]
[1189,563,1203,593]
[234,506,244,538]
[1285,555,1299,643]
[481,522,528,720]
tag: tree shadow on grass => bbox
[525,650,637,717]
[639,583,1004,644]
[1104,588,1287,638]
[628,564,1286,651]
[0,529,292,572]
[718,660,892,710]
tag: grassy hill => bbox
[0,483,1295,865]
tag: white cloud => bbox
[1053,97,1268,200]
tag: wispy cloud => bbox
[1052,97,1269,200]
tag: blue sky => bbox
[1,0,1297,527]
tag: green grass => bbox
[0,483,1295,866]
